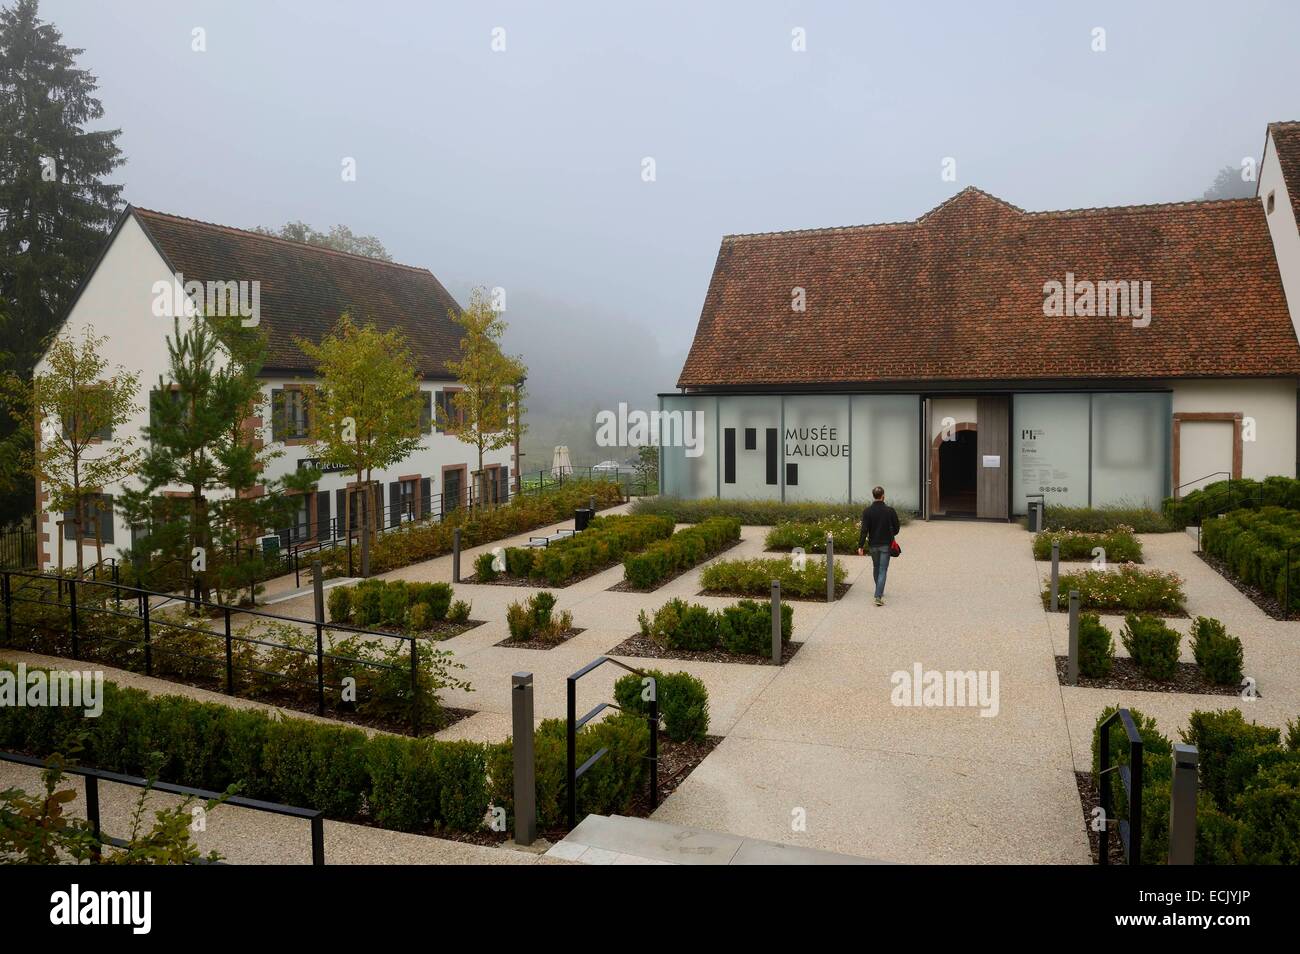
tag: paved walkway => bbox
[8,510,1296,864]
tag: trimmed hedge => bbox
[1032,527,1142,563]
[613,670,710,742]
[765,517,861,553]
[631,496,913,526]
[1190,616,1245,686]
[1163,476,1300,529]
[1041,566,1185,615]
[505,591,573,643]
[623,517,740,588]
[328,578,457,631]
[1077,612,1115,678]
[701,556,846,599]
[1200,506,1300,612]
[498,514,676,587]
[0,663,488,834]
[1119,614,1181,680]
[1092,705,1300,864]
[638,597,793,656]
[1038,505,1173,533]
[321,480,623,578]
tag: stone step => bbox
[545,814,883,865]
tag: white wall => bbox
[1261,130,1300,342]
[1168,377,1297,488]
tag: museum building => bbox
[659,121,1300,519]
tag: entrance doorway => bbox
[939,430,978,515]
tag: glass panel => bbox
[1090,392,1170,509]
[718,396,782,499]
[659,396,716,499]
[782,396,850,503]
[1012,393,1091,512]
[851,395,921,510]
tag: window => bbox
[419,391,433,434]
[1267,190,1276,214]
[271,388,310,441]
[63,493,114,543]
[435,389,464,432]
[60,386,113,442]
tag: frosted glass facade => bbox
[851,395,921,510]
[783,396,851,502]
[717,396,783,499]
[659,395,716,499]
[1012,393,1091,510]
[1090,392,1171,508]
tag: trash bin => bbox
[574,508,594,532]
[1026,500,1043,533]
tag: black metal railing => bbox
[0,526,37,569]
[1,569,430,734]
[565,655,659,830]
[1097,707,1144,866]
[0,750,324,865]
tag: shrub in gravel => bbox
[1042,566,1185,614]
[327,585,352,623]
[474,550,499,582]
[1120,614,1181,680]
[1077,612,1115,678]
[1032,527,1143,563]
[718,599,792,655]
[1190,616,1245,686]
[701,556,845,599]
[614,669,710,742]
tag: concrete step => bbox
[545,814,883,865]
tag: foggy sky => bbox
[36,0,1300,463]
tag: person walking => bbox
[856,485,900,606]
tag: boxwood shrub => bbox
[701,556,846,599]
[1163,476,1300,529]
[623,517,740,589]
[1119,613,1182,680]
[1077,612,1115,678]
[637,597,793,656]
[0,663,489,834]
[1190,616,1245,686]
[613,669,710,742]
[330,578,456,631]
[1199,506,1300,612]
[512,514,676,586]
[1039,504,1173,533]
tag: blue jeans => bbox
[869,546,891,598]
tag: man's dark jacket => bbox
[858,500,900,549]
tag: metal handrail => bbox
[566,655,659,830]
[0,749,324,865]
[1097,707,1143,866]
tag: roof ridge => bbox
[129,207,434,275]
[917,186,1028,219]
[724,220,915,241]
[1024,196,1260,217]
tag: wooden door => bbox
[976,396,1009,519]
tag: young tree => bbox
[0,0,125,525]
[28,327,140,574]
[298,315,424,558]
[438,288,527,508]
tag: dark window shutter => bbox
[374,482,384,526]
[420,392,432,433]
[100,494,114,544]
[420,477,432,518]
[434,391,448,432]
[63,510,75,540]
[336,489,347,531]
[316,491,330,540]
[389,481,402,527]
[500,466,510,501]
[271,390,285,442]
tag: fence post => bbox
[452,527,461,584]
[1129,729,1144,865]
[648,686,659,809]
[85,773,102,861]
[409,636,420,736]
[771,579,781,664]
[2,572,10,644]
[511,671,537,846]
[1050,540,1060,612]
[141,590,152,676]
[312,561,325,623]
[310,815,325,866]
[1067,590,1080,686]
[566,675,577,829]
[1098,719,1111,866]
[359,493,370,578]
[825,533,835,603]
[223,607,234,695]
[315,620,325,716]
[1168,743,1198,865]
[69,578,79,659]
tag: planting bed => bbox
[609,632,803,665]
[1053,656,1247,696]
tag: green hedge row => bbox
[1037,505,1174,533]
[623,517,740,589]
[637,597,793,656]
[765,516,862,553]
[328,579,470,631]
[1040,566,1185,615]
[1200,506,1300,612]
[701,556,846,599]
[1163,476,1300,529]
[321,480,624,578]
[1092,705,1300,863]
[1032,527,1142,563]
[631,496,885,526]
[489,514,676,587]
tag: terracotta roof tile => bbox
[678,187,1300,388]
[1269,121,1300,226]
[131,208,463,377]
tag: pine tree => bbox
[0,0,125,525]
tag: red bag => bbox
[889,540,902,558]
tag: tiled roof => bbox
[131,208,463,376]
[1269,121,1300,225]
[677,187,1300,388]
